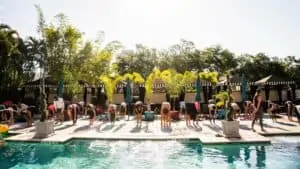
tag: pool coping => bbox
[5,130,299,145]
[259,131,300,136]
[3,117,300,145]
[4,134,274,145]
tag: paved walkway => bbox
[4,115,300,144]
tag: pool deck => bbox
[4,115,300,144]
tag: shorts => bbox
[87,110,95,119]
[110,113,115,122]
[189,112,197,120]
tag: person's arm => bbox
[252,97,256,109]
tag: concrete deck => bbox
[4,115,300,144]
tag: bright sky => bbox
[1,0,300,57]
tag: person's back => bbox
[54,97,64,110]
[253,94,264,109]
[231,102,240,110]
[162,107,169,115]
[18,103,28,112]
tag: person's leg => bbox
[233,109,237,119]
[168,114,171,128]
[72,109,76,124]
[269,108,275,122]
[212,110,216,124]
[54,109,58,122]
[245,106,250,119]
[139,113,142,124]
[185,113,189,126]
[137,113,140,125]
[163,114,166,128]
[91,114,95,125]
[113,112,116,124]
[259,111,264,131]
[251,113,258,131]
[294,105,300,123]
[160,112,163,128]
[67,109,71,122]
[9,110,14,125]
[209,111,212,124]
[88,111,92,125]
[288,104,292,121]
[71,109,75,124]
[74,108,78,124]
[28,110,32,126]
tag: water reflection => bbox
[0,142,67,168]
[213,144,242,168]
[207,144,268,169]
[244,147,251,168]
[1,140,300,169]
[256,146,266,168]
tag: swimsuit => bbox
[186,103,197,120]
[87,109,95,119]
[110,112,116,122]
[162,107,169,115]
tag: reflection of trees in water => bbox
[256,146,266,168]
[217,145,242,164]
[217,145,266,168]
[244,147,250,161]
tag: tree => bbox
[99,72,144,103]
[202,45,238,74]
[0,24,35,101]
[115,44,157,78]
[81,40,123,85]
[234,53,290,81]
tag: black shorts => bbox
[56,108,62,114]
[188,112,197,120]
[87,110,95,119]
[110,113,115,121]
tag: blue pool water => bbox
[0,137,300,169]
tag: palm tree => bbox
[0,24,20,90]
[0,24,35,99]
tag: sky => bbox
[0,0,300,57]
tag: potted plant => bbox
[215,91,240,138]
[32,6,55,138]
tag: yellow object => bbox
[0,124,9,133]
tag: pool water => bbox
[0,137,300,169]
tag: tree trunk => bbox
[40,72,48,122]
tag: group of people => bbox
[0,101,34,127]
[47,96,96,126]
[244,88,300,131]
[1,89,300,131]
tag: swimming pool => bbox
[0,137,300,169]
